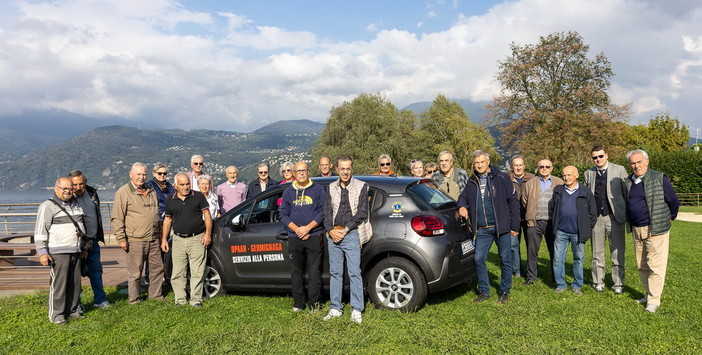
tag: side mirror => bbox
[230,214,245,231]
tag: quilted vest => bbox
[641,169,673,235]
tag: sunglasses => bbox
[426,170,437,174]
[379,163,391,167]
[282,169,292,172]
[192,162,204,166]
[592,154,605,160]
[258,171,269,174]
[538,166,552,169]
[156,172,168,176]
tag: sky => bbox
[0,0,700,135]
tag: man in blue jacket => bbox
[551,166,597,295]
[457,150,520,304]
[279,161,326,312]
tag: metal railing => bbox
[0,202,114,237]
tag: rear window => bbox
[406,182,456,210]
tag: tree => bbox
[624,113,690,153]
[486,31,630,168]
[418,94,497,170]
[312,93,411,174]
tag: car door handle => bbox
[276,233,288,241]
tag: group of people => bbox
[34,145,679,324]
[452,147,678,314]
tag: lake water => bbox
[0,189,116,204]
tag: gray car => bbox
[203,176,475,312]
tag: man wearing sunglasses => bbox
[521,159,563,285]
[372,154,397,176]
[247,162,279,198]
[584,146,629,294]
[187,154,206,191]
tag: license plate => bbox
[461,239,474,255]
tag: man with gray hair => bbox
[111,162,164,304]
[508,155,534,279]
[68,170,109,309]
[626,149,679,313]
[372,154,397,176]
[457,150,520,304]
[187,154,205,192]
[521,158,564,285]
[432,151,469,200]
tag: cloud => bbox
[0,0,700,132]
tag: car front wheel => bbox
[366,257,427,312]
[203,263,223,299]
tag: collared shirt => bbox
[539,176,553,192]
[565,183,579,195]
[164,191,209,235]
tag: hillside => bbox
[0,123,319,190]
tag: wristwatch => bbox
[343,226,350,233]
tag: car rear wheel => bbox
[366,257,427,312]
[203,263,223,299]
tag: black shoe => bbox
[473,292,490,303]
[523,279,535,285]
[497,292,510,304]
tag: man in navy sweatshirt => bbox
[626,149,679,313]
[551,166,597,296]
[279,161,326,312]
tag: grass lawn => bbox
[2,221,701,354]
[679,205,702,214]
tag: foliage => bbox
[311,93,412,175]
[625,113,690,153]
[418,94,498,169]
[649,150,702,193]
[2,222,701,353]
[486,31,630,169]
[313,93,497,175]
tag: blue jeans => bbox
[328,230,363,312]
[554,230,585,290]
[474,227,512,295]
[510,231,521,276]
[85,241,107,304]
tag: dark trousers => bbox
[526,220,556,283]
[48,253,82,323]
[289,234,323,309]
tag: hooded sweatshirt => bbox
[279,180,326,237]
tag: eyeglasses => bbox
[294,169,308,173]
[592,154,605,160]
[379,163,391,167]
[156,172,168,176]
[56,186,72,191]
[258,171,269,174]
[538,166,552,169]
[192,162,204,166]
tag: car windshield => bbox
[406,182,456,210]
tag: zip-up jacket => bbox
[550,185,597,243]
[111,182,160,243]
[34,194,85,256]
[457,166,520,235]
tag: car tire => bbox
[366,257,427,312]
[203,262,224,299]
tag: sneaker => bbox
[76,304,85,314]
[292,307,304,313]
[523,279,535,286]
[572,289,583,296]
[594,285,605,292]
[473,292,490,303]
[636,297,647,304]
[645,304,658,313]
[192,303,202,308]
[613,288,623,295]
[497,292,510,304]
[350,310,362,324]
[93,301,111,308]
[68,312,85,320]
[323,309,343,321]
[129,300,141,305]
[51,318,67,325]
[554,288,566,293]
